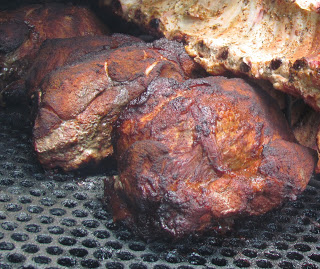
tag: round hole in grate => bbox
[7,253,26,263]
[303,235,318,243]
[264,250,282,260]
[5,203,22,212]
[278,260,294,269]
[242,249,257,258]
[0,242,15,250]
[294,243,311,252]
[93,209,111,220]
[1,221,18,231]
[11,233,29,242]
[19,179,34,188]
[58,237,77,246]
[46,246,64,255]
[129,242,146,252]
[256,259,273,268]
[0,232,5,240]
[129,263,148,269]
[93,249,112,260]
[117,251,135,261]
[81,259,100,268]
[105,262,124,269]
[105,240,122,249]
[25,224,41,233]
[93,230,110,239]
[82,219,100,228]
[84,200,101,210]
[69,248,89,257]
[62,199,78,208]
[73,192,88,200]
[70,228,88,237]
[57,257,77,267]
[18,196,32,204]
[16,212,32,222]
[60,218,77,227]
[53,190,67,198]
[82,238,100,248]
[27,205,43,214]
[286,251,304,260]
[49,208,66,216]
[21,244,39,254]
[48,226,64,235]
[32,255,52,264]
[39,215,54,224]
[36,234,53,244]
[72,209,88,218]
[29,189,46,197]
[0,178,14,186]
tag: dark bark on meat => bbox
[108,76,316,238]
[33,38,203,171]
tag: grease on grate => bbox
[0,109,319,268]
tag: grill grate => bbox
[0,108,319,269]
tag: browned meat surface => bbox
[108,76,316,238]
[26,34,142,98]
[116,0,320,112]
[0,3,108,105]
[33,38,203,171]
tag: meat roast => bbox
[107,76,316,238]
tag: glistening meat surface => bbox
[108,76,316,238]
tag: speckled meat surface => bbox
[109,76,316,238]
[33,38,203,171]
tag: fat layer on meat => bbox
[117,0,320,173]
[117,0,320,111]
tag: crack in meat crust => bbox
[108,76,316,238]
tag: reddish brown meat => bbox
[0,3,108,105]
[26,34,142,99]
[109,76,316,238]
[33,38,203,171]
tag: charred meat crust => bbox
[109,76,316,238]
[33,38,203,171]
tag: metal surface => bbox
[0,108,319,269]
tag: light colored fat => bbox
[119,0,320,111]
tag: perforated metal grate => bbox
[0,108,319,269]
